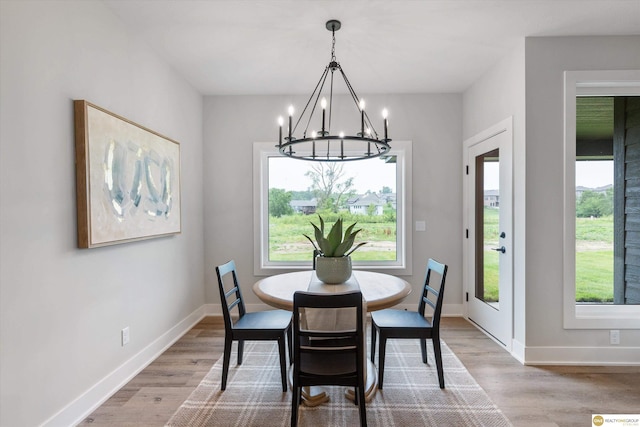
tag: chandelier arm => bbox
[328,68,335,134]
[304,71,329,137]
[294,66,330,137]
[337,65,361,114]
[364,111,379,139]
[337,66,380,138]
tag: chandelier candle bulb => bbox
[321,97,327,134]
[288,105,294,141]
[359,99,365,136]
[382,108,388,141]
[277,116,284,146]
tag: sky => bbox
[483,160,613,190]
[576,160,613,188]
[269,157,396,193]
[269,157,613,194]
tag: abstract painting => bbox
[74,100,181,248]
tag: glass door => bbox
[465,123,513,348]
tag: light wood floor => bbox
[81,317,639,426]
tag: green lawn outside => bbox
[575,215,614,302]
[481,209,613,303]
[268,214,397,262]
[268,209,615,303]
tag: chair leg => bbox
[357,385,368,427]
[291,385,299,427]
[420,338,428,364]
[278,335,288,392]
[221,336,233,390]
[370,323,377,363]
[287,326,293,364]
[237,339,244,365]
[377,336,387,389]
[432,337,445,389]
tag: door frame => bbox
[462,117,514,351]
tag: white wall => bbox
[203,94,463,312]
[523,36,640,363]
[0,1,204,426]
[464,36,640,364]
[462,42,527,352]
[4,5,635,426]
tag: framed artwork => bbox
[74,100,181,248]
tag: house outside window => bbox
[253,141,412,276]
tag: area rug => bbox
[167,339,512,427]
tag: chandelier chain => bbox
[331,27,336,62]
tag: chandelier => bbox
[277,20,391,161]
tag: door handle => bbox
[492,246,506,253]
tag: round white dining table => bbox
[253,270,412,405]
[253,270,412,312]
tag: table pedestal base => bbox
[289,360,378,406]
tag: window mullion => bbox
[613,97,626,304]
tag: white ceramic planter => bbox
[315,256,352,284]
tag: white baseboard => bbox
[203,303,220,315]
[42,306,208,427]
[511,338,526,364]
[522,345,640,366]
[466,320,640,366]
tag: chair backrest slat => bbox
[215,260,247,331]
[298,329,356,337]
[422,296,437,311]
[418,259,448,328]
[227,296,242,312]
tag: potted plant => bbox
[304,215,366,284]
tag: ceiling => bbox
[104,0,640,95]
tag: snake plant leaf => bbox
[326,218,343,253]
[312,222,331,255]
[305,215,366,257]
[335,227,364,256]
[343,222,357,241]
[303,234,320,252]
[345,242,367,257]
[334,234,356,257]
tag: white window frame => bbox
[563,70,640,329]
[253,141,412,276]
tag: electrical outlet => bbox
[610,329,620,345]
[122,327,130,346]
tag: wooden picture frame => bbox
[74,100,181,248]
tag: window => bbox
[575,97,614,304]
[253,141,412,276]
[563,70,640,329]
